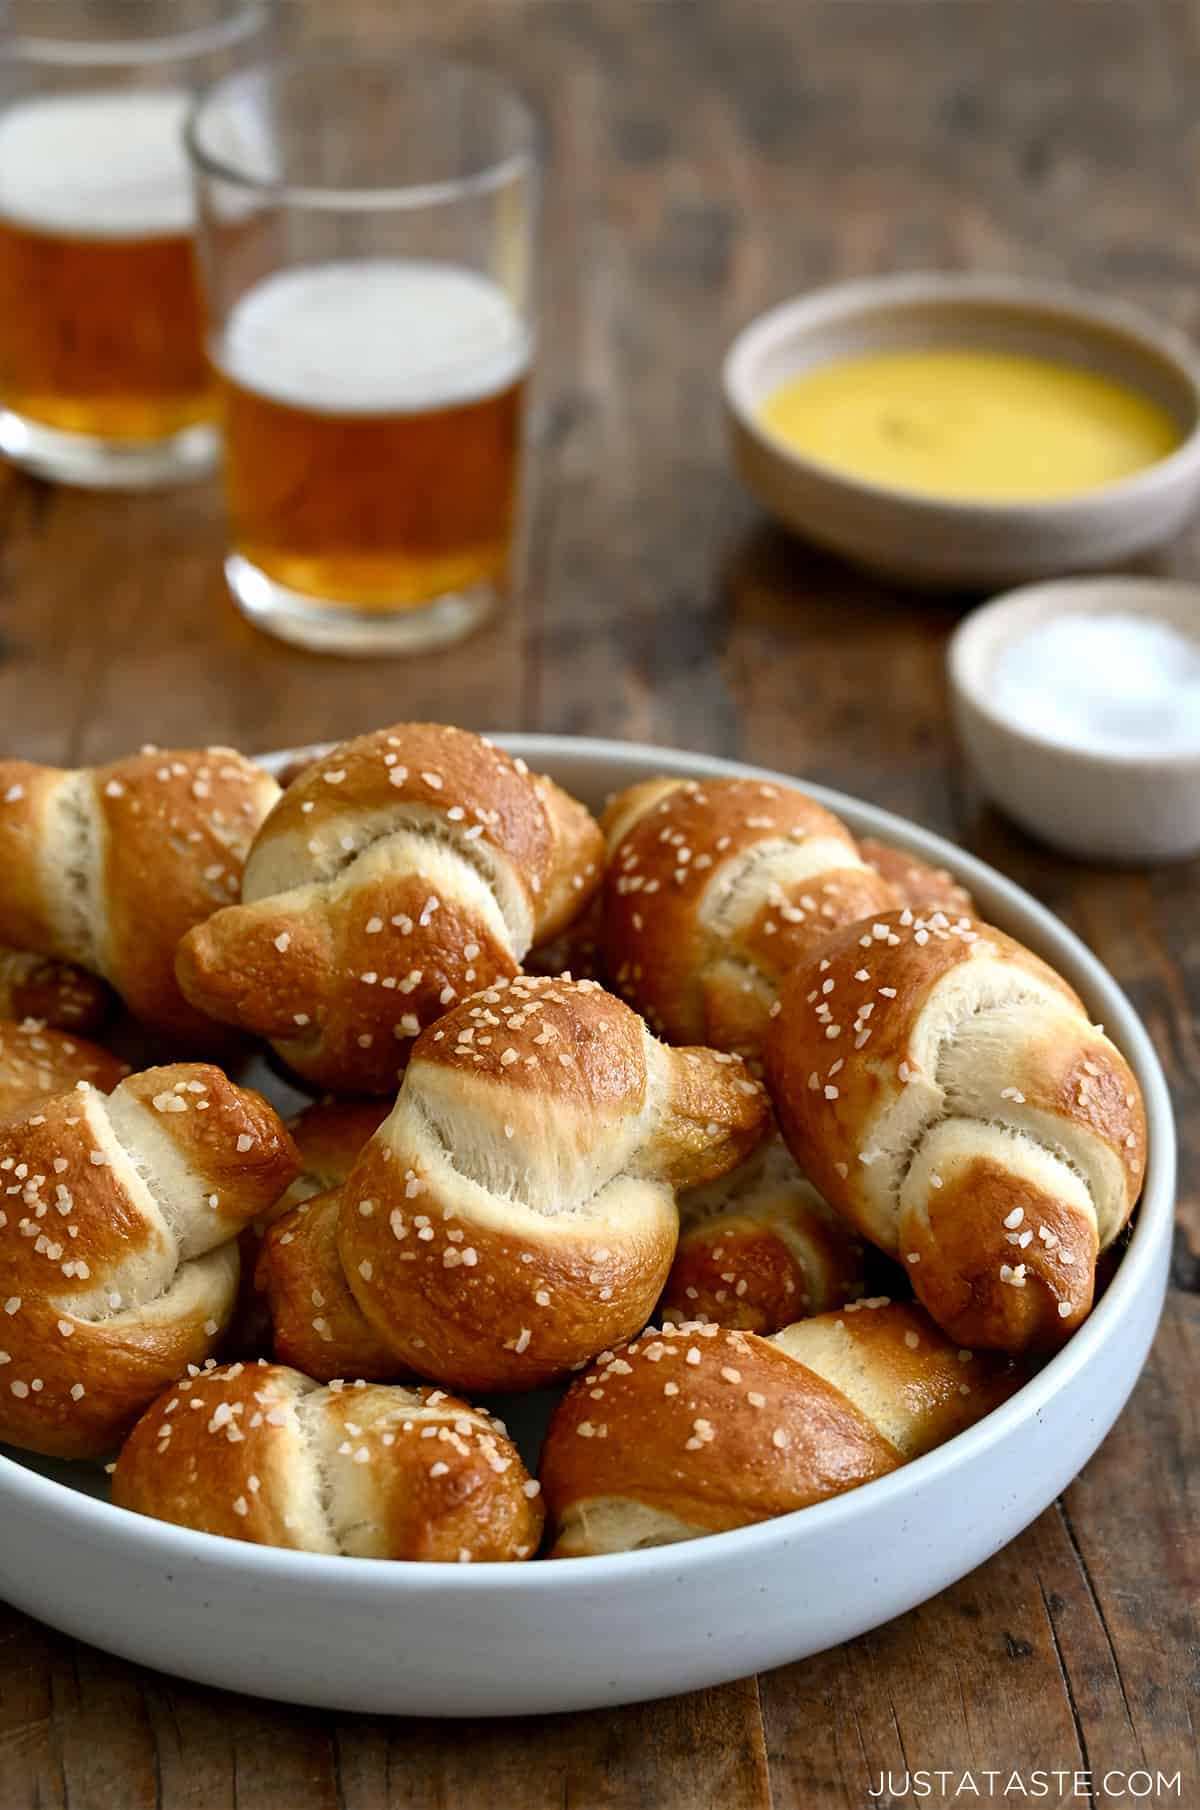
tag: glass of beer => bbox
[187,53,541,654]
[0,0,274,488]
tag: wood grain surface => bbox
[1,2,1197,1806]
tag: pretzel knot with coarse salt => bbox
[600,776,899,1062]
[765,908,1146,1352]
[0,1064,298,1458]
[538,1302,1025,1556]
[113,1361,544,1562]
[335,976,772,1394]
[176,724,605,1096]
[0,747,279,1043]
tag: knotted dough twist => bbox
[765,909,1145,1350]
[0,1063,298,1456]
[600,777,898,1060]
[540,1301,1023,1556]
[114,1361,543,1562]
[336,975,772,1392]
[176,725,605,1094]
[0,747,279,1042]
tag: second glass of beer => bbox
[188,54,541,654]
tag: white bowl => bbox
[949,576,1200,862]
[723,272,1200,588]
[0,736,1174,1716]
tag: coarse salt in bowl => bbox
[948,576,1200,862]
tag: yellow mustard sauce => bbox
[757,347,1182,502]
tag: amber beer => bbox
[215,260,530,610]
[0,90,211,441]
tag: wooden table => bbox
[1,2,1197,1804]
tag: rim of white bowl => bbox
[948,575,1200,773]
[0,734,1176,1588]
[723,271,1200,521]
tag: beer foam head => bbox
[0,90,194,238]
[217,260,531,415]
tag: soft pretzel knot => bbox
[659,1138,864,1334]
[600,776,899,1061]
[0,1019,127,1121]
[0,748,279,1042]
[0,949,110,1034]
[113,1361,544,1561]
[335,976,772,1393]
[765,909,1147,1352]
[539,1301,1024,1557]
[258,1190,400,1383]
[175,724,606,1096]
[0,1063,299,1458]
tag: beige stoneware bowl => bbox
[723,273,1200,588]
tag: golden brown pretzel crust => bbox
[113,1361,544,1561]
[0,1019,127,1121]
[97,751,278,1042]
[858,839,977,918]
[0,948,111,1033]
[0,761,67,955]
[257,1189,402,1382]
[765,909,1146,1352]
[0,749,279,1043]
[0,1063,299,1458]
[660,1142,864,1334]
[289,1099,395,1186]
[540,1303,1023,1556]
[264,1099,393,1227]
[175,725,605,1095]
[600,777,898,1059]
[336,976,771,1394]
[226,1094,392,1361]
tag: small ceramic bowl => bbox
[948,576,1200,862]
[723,273,1200,588]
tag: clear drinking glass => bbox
[187,53,541,655]
[0,0,274,488]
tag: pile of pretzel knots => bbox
[0,724,1145,1563]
